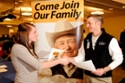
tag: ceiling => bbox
[85,0,125,18]
[0,0,125,27]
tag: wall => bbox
[103,15,125,41]
[0,26,9,36]
[84,15,125,41]
[9,27,18,36]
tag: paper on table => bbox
[0,68,7,73]
[72,60,96,71]
[0,65,7,69]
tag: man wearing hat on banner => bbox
[38,20,84,83]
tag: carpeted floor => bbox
[112,66,125,83]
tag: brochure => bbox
[72,60,96,71]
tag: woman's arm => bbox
[41,58,69,69]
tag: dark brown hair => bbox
[87,14,104,25]
[16,22,38,59]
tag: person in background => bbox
[11,22,69,83]
[38,20,84,83]
[83,14,123,83]
[119,27,125,70]
[2,34,14,61]
[0,34,5,41]
[0,34,5,57]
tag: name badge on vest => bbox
[87,39,90,49]
[99,42,106,45]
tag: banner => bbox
[31,0,83,22]
[31,0,84,82]
[31,0,84,54]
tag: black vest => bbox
[51,64,83,79]
[84,31,113,77]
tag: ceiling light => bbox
[85,6,103,11]
[14,2,18,5]
[4,18,12,21]
[21,7,32,12]
[122,6,125,8]
[19,0,23,2]
[22,12,32,16]
[91,11,104,15]
[7,25,12,27]
[109,8,113,10]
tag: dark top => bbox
[120,31,125,50]
[84,30,113,77]
[51,64,83,79]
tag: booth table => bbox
[0,58,15,83]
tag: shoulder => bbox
[110,38,118,43]
[104,32,113,38]
[103,32,114,42]
[84,33,92,40]
[12,43,25,48]
[11,44,32,58]
[12,44,27,52]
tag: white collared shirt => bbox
[74,37,123,70]
[92,35,123,70]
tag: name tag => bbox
[87,39,90,49]
[99,42,106,45]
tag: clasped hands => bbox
[91,68,106,76]
[58,55,73,66]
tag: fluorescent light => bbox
[21,7,32,12]
[91,11,104,15]
[7,25,12,27]
[22,12,32,16]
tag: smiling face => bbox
[86,15,104,36]
[54,35,78,57]
[86,17,101,33]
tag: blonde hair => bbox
[87,14,104,25]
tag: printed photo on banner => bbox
[31,0,84,83]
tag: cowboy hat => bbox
[45,20,81,47]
